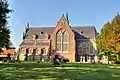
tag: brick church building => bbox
[19,13,98,63]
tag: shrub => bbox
[115,61,120,64]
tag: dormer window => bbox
[81,31,83,34]
[39,32,43,39]
[32,33,38,40]
[41,32,43,34]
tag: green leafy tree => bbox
[0,0,13,52]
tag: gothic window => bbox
[63,31,68,51]
[43,48,46,54]
[33,49,36,55]
[21,48,24,53]
[77,41,90,55]
[56,30,68,52]
[82,42,89,55]
[35,49,39,55]
[90,45,94,54]
[82,42,87,54]
[41,48,46,55]
[77,42,83,54]
[29,49,32,55]
[56,30,62,51]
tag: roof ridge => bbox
[72,26,95,28]
[29,27,55,28]
[29,26,95,28]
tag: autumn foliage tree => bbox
[96,13,120,63]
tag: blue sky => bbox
[8,0,120,50]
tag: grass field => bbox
[0,62,120,80]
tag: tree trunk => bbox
[116,54,120,61]
[108,54,109,64]
[32,53,35,61]
[39,54,41,61]
[107,52,110,64]
[39,53,42,61]
[25,54,28,61]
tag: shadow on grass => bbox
[0,62,120,80]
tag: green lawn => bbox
[0,62,120,80]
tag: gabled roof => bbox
[72,26,97,39]
[25,27,54,39]
[25,26,97,39]
[20,40,50,47]
[9,41,15,49]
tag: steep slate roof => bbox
[72,26,97,39]
[20,40,50,47]
[25,26,97,39]
[26,27,54,39]
[9,41,15,49]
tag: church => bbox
[18,13,99,63]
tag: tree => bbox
[96,23,113,64]
[96,13,120,63]
[32,49,36,61]
[40,49,44,61]
[7,53,11,61]
[111,14,120,61]
[0,0,13,52]
[25,49,29,61]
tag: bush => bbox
[62,58,69,63]
[37,61,40,63]
[115,61,120,64]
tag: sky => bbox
[7,0,120,50]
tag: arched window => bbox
[21,48,24,53]
[63,31,68,51]
[56,30,68,52]
[41,48,46,55]
[36,49,39,55]
[43,48,46,54]
[56,30,62,51]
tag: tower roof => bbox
[9,41,15,49]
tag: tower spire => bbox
[117,12,119,16]
[66,12,68,20]
[66,12,69,24]
[27,21,30,28]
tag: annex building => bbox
[19,13,98,63]
[0,41,15,61]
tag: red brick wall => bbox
[0,49,15,56]
[51,16,76,62]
